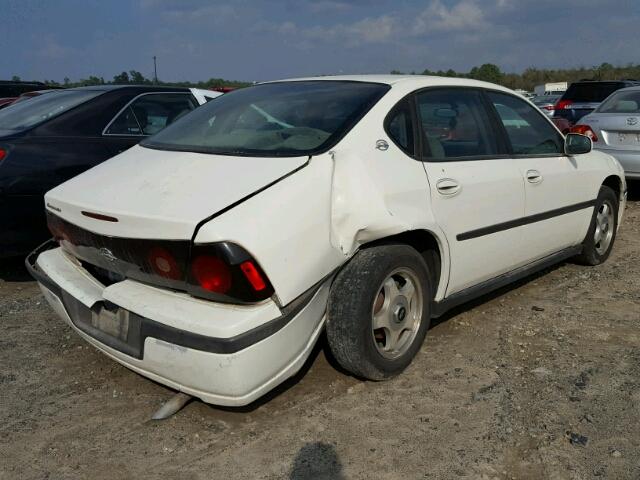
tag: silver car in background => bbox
[532,95,561,117]
[572,86,640,179]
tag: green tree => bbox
[470,63,503,84]
[11,75,21,82]
[113,71,130,84]
[129,70,148,84]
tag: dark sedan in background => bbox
[0,85,213,257]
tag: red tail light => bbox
[240,260,267,291]
[555,100,573,110]
[148,247,181,280]
[0,149,6,162]
[46,212,273,303]
[570,124,599,142]
[191,255,232,293]
[187,244,274,301]
[542,105,555,111]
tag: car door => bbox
[102,92,198,156]
[414,88,526,295]
[486,91,594,260]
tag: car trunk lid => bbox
[45,145,308,239]
[588,113,640,150]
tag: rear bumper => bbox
[27,242,329,406]
[595,148,640,179]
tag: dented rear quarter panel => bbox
[195,82,453,304]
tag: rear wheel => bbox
[575,185,618,265]
[326,245,432,380]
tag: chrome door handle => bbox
[526,169,543,184]
[436,178,461,196]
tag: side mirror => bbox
[565,133,592,155]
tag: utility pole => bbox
[153,56,158,84]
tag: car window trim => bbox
[102,91,197,137]
[383,97,419,159]
[482,89,567,159]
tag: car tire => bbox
[326,244,432,381]
[575,185,619,266]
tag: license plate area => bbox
[605,130,640,146]
[60,291,144,359]
[91,305,129,341]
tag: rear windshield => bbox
[563,82,625,103]
[532,95,559,105]
[141,81,390,157]
[0,90,102,131]
[597,89,640,113]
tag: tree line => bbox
[11,62,640,92]
[392,62,640,91]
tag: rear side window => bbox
[563,82,625,103]
[415,88,499,160]
[105,93,197,136]
[597,90,640,113]
[487,92,564,156]
[385,99,414,156]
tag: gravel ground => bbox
[1,183,639,480]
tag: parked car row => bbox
[20,75,626,406]
[526,80,640,179]
[0,85,221,257]
[552,80,640,126]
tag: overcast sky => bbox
[1,0,638,83]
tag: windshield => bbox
[141,81,390,157]
[0,89,102,131]
[597,89,640,113]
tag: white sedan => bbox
[28,75,626,406]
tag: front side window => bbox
[141,81,390,157]
[597,89,640,113]
[0,90,101,131]
[487,92,564,155]
[105,93,197,136]
[416,89,499,160]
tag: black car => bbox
[0,85,207,257]
[553,80,640,126]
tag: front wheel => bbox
[325,245,433,381]
[575,185,619,265]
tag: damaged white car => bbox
[28,76,626,406]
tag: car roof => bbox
[265,74,516,93]
[570,80,640,85]
[612,85,640,93]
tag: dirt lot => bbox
[1,184,639,480]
